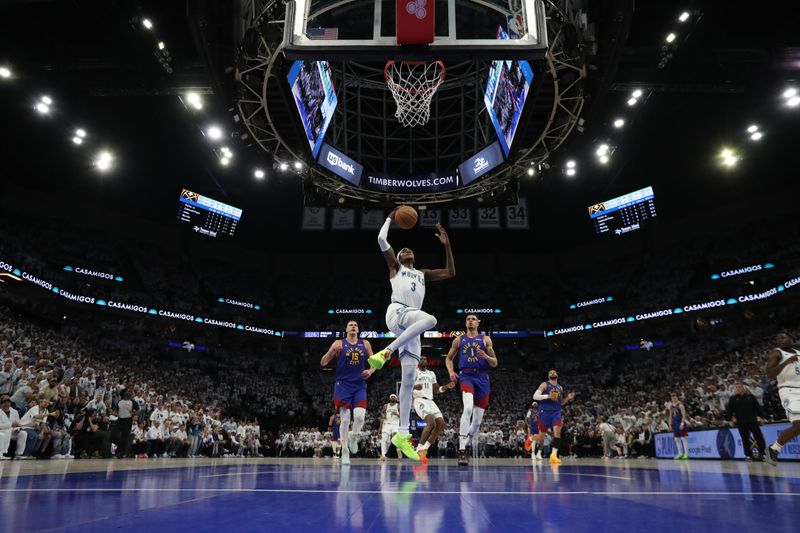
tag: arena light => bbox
[75,128,86,138]
[40,95,52,105]
[595,144,610,157]
[254,169,265,179]
[72,136,83,145]
[94,151,114,171]
[142,18,153,30]
[613,118,625,128]
[34,102,50,114]
[627,98,637,106]
[788,96,800,108]
[750,131,763,141]
[599,154,610,165]
[526,168,535,176]
[746,124,758,133]
[566,168,576,177]
[293,161,303,169]
[665,33,676,43]
[186,92,203,110]
[0,66,11,79]
[632,89,643,99]
[220,157,230,166]
[279,162,289,171]
[221,147,233,158]
[719,148,738,168]
[158,41,165,50]
[678,12,690,22]
[566,160,576,169]
[206,125,223,140]
[782,87,797,99]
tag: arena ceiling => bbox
[0,0,798,251]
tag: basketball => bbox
[394,205,418,229]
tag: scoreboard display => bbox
[177,188,242,238]
[588,186,657,236]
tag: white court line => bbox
[200,470,632,480]
[1,488,799,496]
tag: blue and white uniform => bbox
[385,265,426,360]
[776,347,800,423]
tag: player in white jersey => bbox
[413,355,456,459]
[765,331,800,466]
[368,208,456,463]
[379,394,401,461]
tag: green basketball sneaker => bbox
[392,433,423,462]
[368,349,391,370]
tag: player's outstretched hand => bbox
[434,223,449,246]
[388,207,399,220]
[361,369,373,379]
[449,371,459,383]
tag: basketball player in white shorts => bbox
[413,355,455,459]
[765,331,800,466]
[368,208,456,462]
[379,394,401,460]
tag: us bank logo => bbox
[473,157,489,173]
[326,151,354,175]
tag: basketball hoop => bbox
[384,60,446,127]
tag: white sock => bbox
[680,437,688,455]
[459,392,474,450]
[469,407,485,436]
[531,440,537,456]
[386,312,437,354]
[771,442,783,452]
[398,361,416,436]
[351,407,366,435]
[674,437,682,454]
[381,433,390,456]
[339,408,350,447]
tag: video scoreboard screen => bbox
[588,186,657,236]
[177,189,242,238]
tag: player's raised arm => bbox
[476,336,498,368]
[533,383,550,401]
[445,336,461,382]
[378,208,401,275]
[320,340,342,367]
[422,224,456,282]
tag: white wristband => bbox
[533,392,549,401]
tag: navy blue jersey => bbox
[539,382,564,414]
[458,334,490,371]
[336,338,367,383]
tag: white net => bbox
[384,60,446,127]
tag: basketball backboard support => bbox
[283,0,548,61]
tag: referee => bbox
[725,382,766,461]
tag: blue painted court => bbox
[1,458,798,532]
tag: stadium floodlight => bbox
[95,151,113,171]
[613,118,625,128]
[750,131,763,141]
[746,124,758,133]
[679,12,690,22]
[595,144,610,157]
[40,95,52,105]
[220,157,230,166]
[34,102,49,114]
[666,33,676,43]
[221,147,233,157]
[526,168,535,176]
[75,128,86,138]
[0,66,11,78]
[566,168,576,177]
[279,162,289,171]
[627,98,637,106]
[293,161,303,169]
[788,96,800,108]
[206,126,223,140]
[158,41,165,50]
[72,136,83,145]
[719,148,738,167]
[782,88,797,99]
[599,154,610,165]
[632,89,643,99]
[186,92,203,110]
[254,169,265,179]
[142,18,153,30]
[566,160,576,169]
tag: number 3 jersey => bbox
[390,264,426,309]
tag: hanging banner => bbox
[478,207,501,229]
[448,207,472,229]
[505,197,529,229]
[302,207,327,230]
[361,209,385,229]
[419,209,441,228]
[331,208,355,230]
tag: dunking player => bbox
[765,332,800,466]
[669,394,689,460]
[413,355,456,460]
[445,314,498,466]
[320,320,375,465]
[368,210,455,463]
[533,369,576,464]
[525,401,546,461]
[379,394,401,461]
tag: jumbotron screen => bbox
[588,186,657,236]
[177,188,242,238]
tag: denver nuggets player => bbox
[445,314,498,466]
[765,331,800,466]
[533,369,576,464]
[320,320,375,465]
[368,208,456,463]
